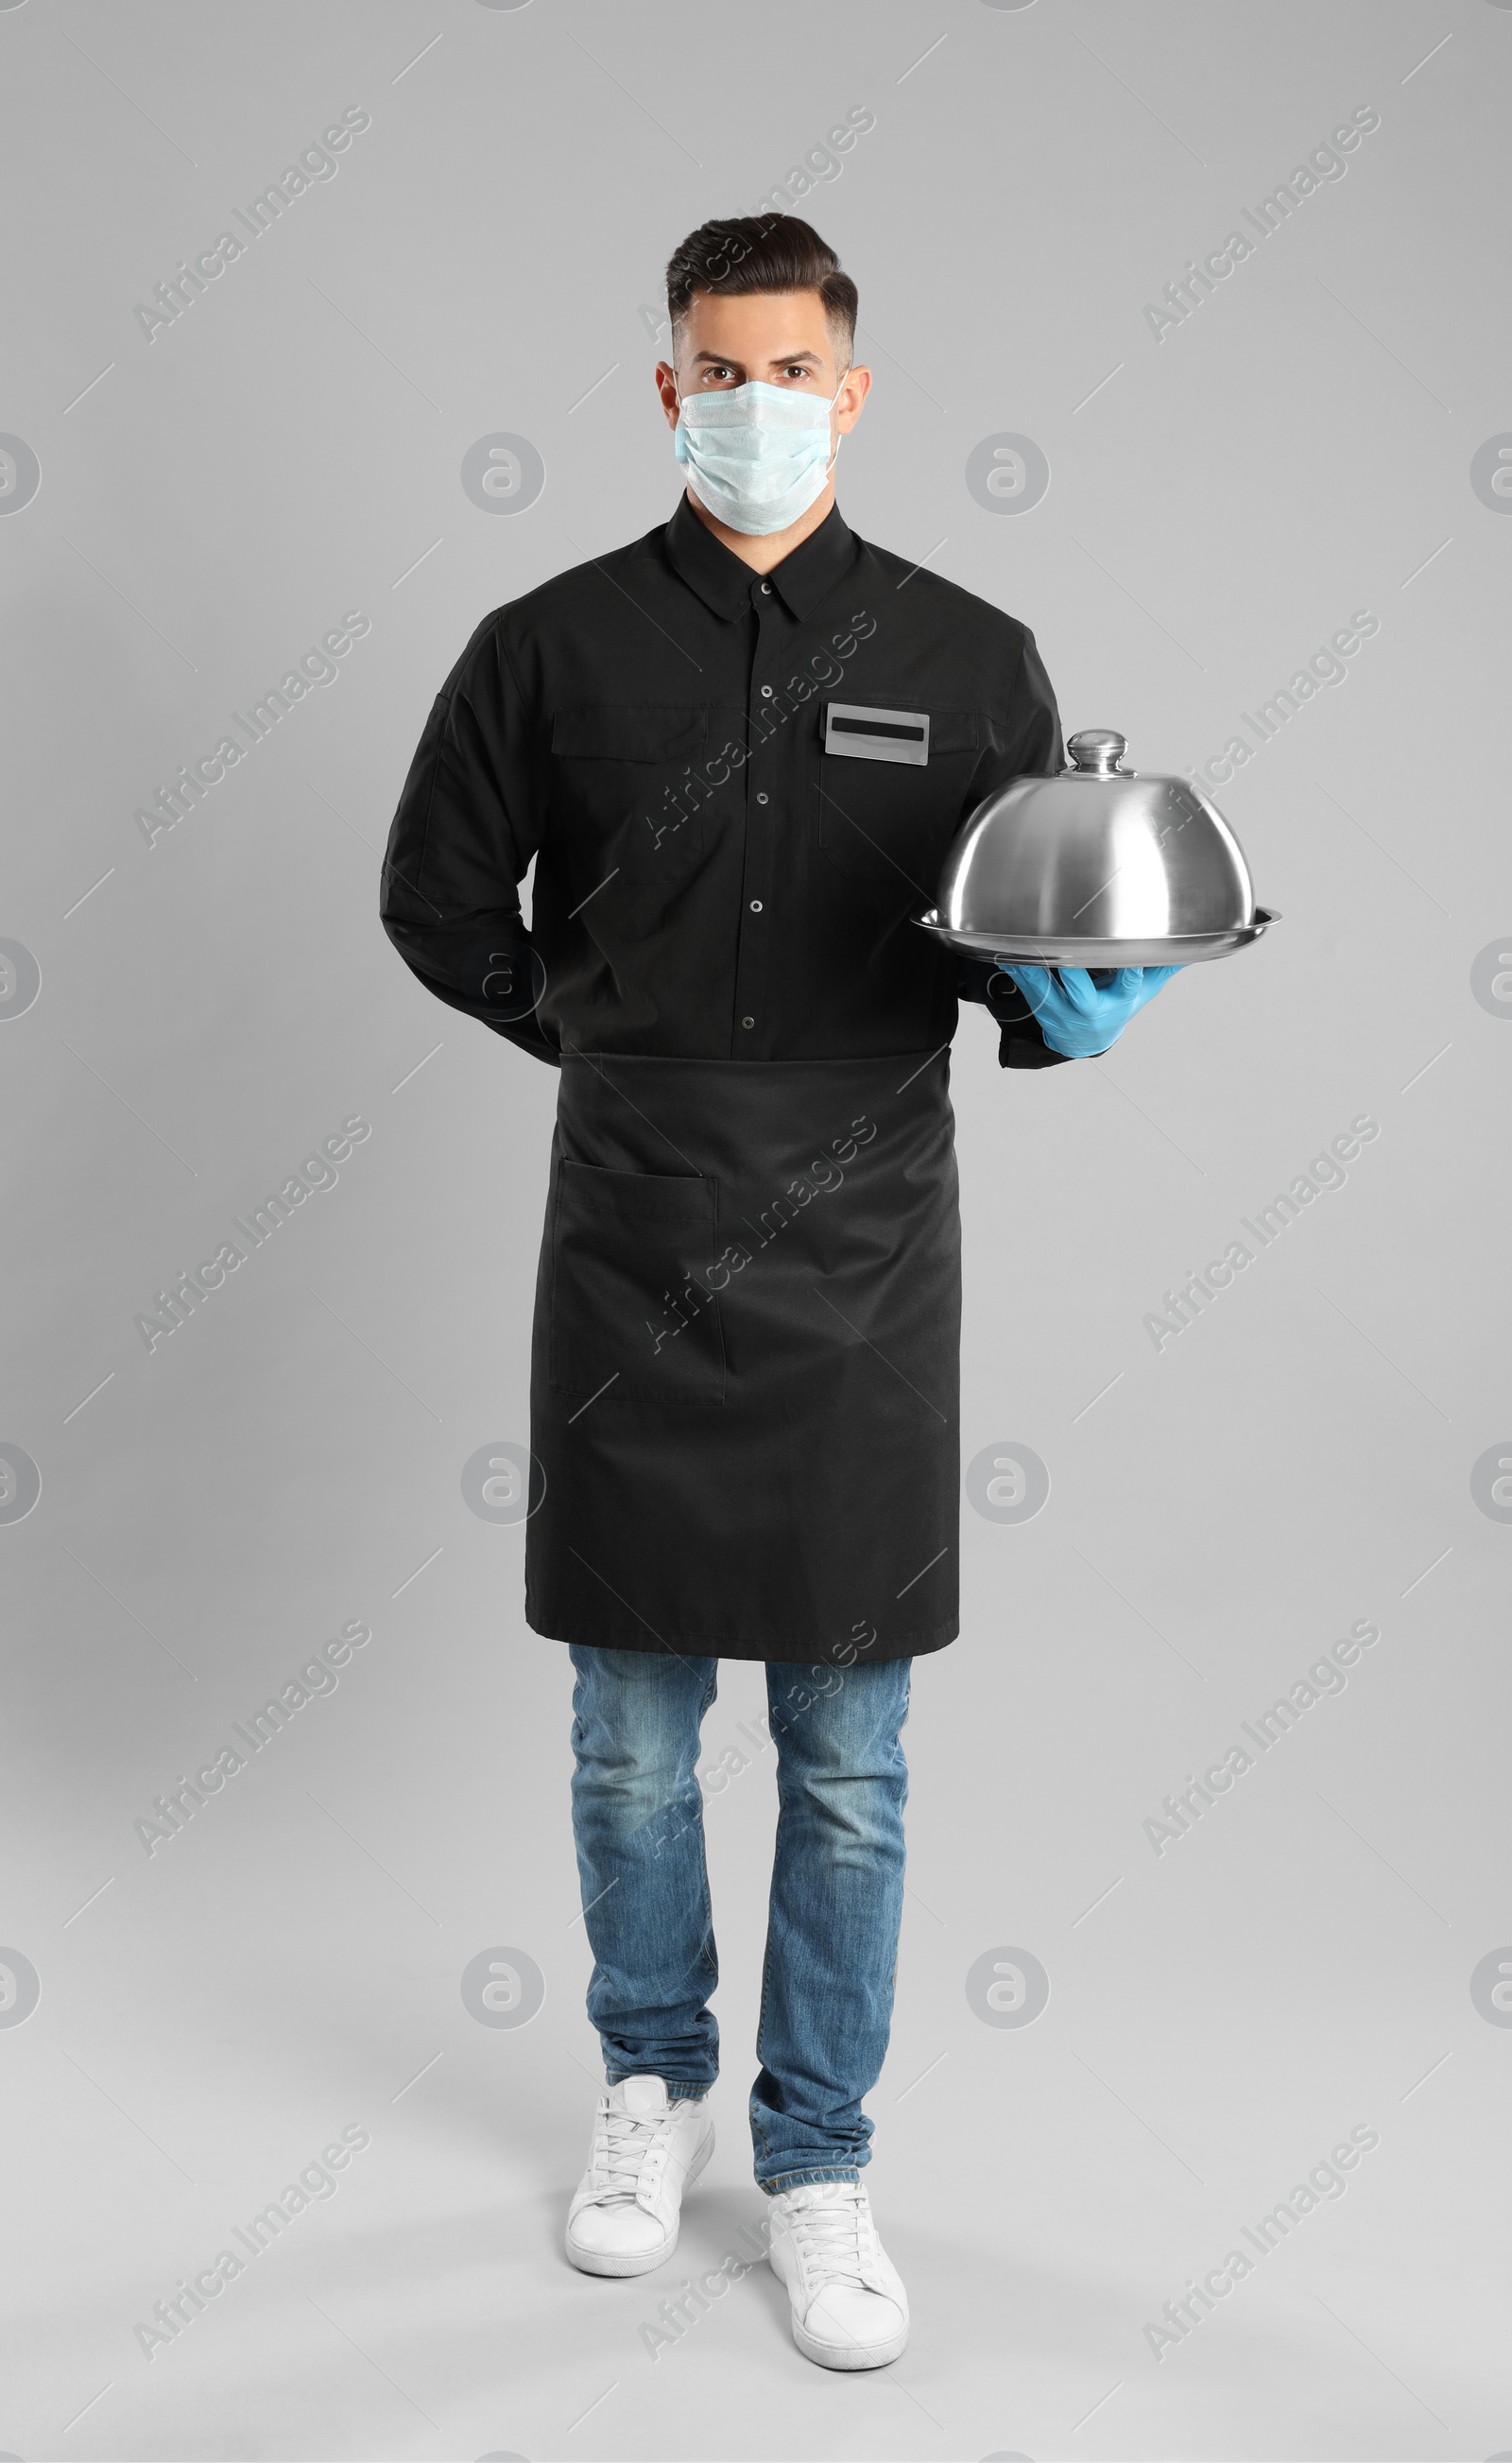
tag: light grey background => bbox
[3,3,1509,2457]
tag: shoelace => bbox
[785,2189,872,2291]
[589,2103,673,2199]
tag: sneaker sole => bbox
[790,2311,909,2370]
[565,2122,713,2278]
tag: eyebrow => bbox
[689,349,824,369]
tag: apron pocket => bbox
[549,1160,725,1404]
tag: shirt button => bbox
[741,1015,755,1029]
[756,791,769,805]
[760,684,773,698]
[749,899,763,912]
[760,581,772,594]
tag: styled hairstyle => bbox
[665,216,858,362]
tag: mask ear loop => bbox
[823,364,851,481]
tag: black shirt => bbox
[380,496,1069,1070]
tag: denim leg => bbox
[568,1644,720,2095]
[749,1655,912,2192]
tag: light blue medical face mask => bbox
[673,377,843,536]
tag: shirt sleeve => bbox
[378,615,559,1067]
[954,626,1073,1070]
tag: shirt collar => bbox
[663,492,858,625]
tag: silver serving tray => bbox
[915,906,1280,968]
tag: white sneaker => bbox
[766,2180,909,2368]
[565,2075,713,2278]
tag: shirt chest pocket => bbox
[550,705,711,926]
[816,708,981,901]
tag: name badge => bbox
[822,702,930,766]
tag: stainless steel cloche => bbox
[917,729,1279,967]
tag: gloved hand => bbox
[997,962,1181,1059]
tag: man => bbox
[380,216,1175,2369]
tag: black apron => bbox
[524,1049,960,1666]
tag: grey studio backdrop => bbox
[2,3,1508,2459]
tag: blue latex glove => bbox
[997,963,1182,1059]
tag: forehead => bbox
[678,286,838,364]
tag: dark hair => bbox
[665,216,858,361]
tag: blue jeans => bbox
[568,1645,912,2194]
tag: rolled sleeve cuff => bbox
[381,912,560,1066]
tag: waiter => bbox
[380,216,1175,2371]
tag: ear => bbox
[835,363,872,434]
[654,359,680,428]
